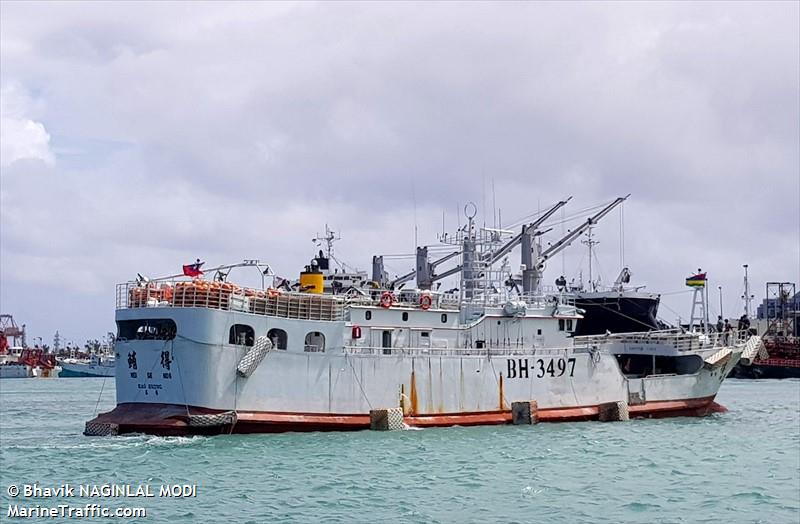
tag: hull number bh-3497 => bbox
[506,358,576,379]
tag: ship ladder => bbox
[236,335,273,378]
[739,336,767,366]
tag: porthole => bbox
[304,331,326,352]
[229,324,255,346]
[441,314,448,323]
[365,310,372,320]
[267,328,288,350]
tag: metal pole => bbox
[743,264,752,318]
[718,286,723,318]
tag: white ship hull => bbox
[88,305,746,435]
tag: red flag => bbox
[183,260,204,277]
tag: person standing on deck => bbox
[724,319,732,344]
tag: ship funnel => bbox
[299,261,323,294]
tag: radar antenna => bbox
[312,224,341,259]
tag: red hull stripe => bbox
[87,396,723,435]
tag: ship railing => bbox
[343,345,574,357]
[340,287,574,311]
[573,329,751,352]
[342,290,463,311]
[116,281,345,321]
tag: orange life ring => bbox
[419,294,432,310]
[380,291,394,309]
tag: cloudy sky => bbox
[1,1,798,346]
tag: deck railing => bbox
[573,329,751,352]
[117,281,345,321]
[117,278,578,322]
[342,288,574,312]
[342,345,573,357]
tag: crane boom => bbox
[389,249,460,288]
[482,197,572,265]
[537,194,629,264]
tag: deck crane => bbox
[526,194,630,291]
[386,197,573,290]
[375,195,627,293]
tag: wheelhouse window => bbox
[566,319,573,331]
[304,331,325,352]
[230,324,255,346]
[558,319,566,331]
[268,328,288,350]
[117,319,177,341]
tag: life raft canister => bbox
[351,325,362,339]
[419,294,432,310]
[380,291,394,309]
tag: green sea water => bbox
[1,378,798,523]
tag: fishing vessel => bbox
[549,224,663,336]
[86,197,762,436]
[0,324,57,378]
[731,280,800,379]
[59,354,116,378]
[0,316,31,378]
[0,354,31,379]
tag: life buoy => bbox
[380,291,394,309]
[267,288,281,298]
[351,325,362,339]
[419,294,432,310]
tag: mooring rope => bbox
[346,354,373,410]
[93,377,107,415]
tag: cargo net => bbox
[119,281,344,321]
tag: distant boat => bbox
[729,282,800,379]
[572,287,662,336]
[59,354,115,378]
[0,346,57,379]
[0,359,31,379]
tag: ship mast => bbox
[581,226,599,292]
[742,264,754,318]
[313,224,340,260]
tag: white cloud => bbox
[0,83,55,167]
